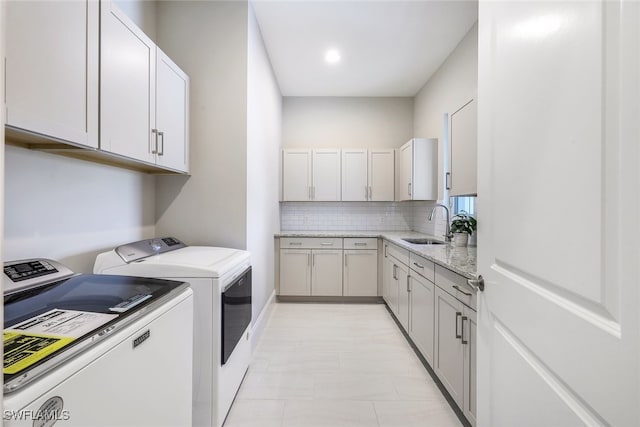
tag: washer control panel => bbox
[3,259,76,295]
[115,237,187,263]
[4,260,58,282]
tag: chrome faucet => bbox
[429,204,452,241]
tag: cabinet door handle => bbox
[384,244,388,258]
[312,254,315,267]
[289,242,302,246]
[453,285,472,296]
[467,275,485,292]
[455,312,462,339]
[393,264,397,280]
[320,242,333,246]
[354,242,367,246]
[158,131,164,156]
[407,275,411,292]
[461,316,468,344]
[413,262,424,269]
[408,182,412,197]
[446,172,451,190]
[151,129,158,154]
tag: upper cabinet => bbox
[342,149,395,201]
[282,149,340,201]
[5,0,99,148]
[100,1,156,164]
[312,150,341,201]
[101,1,190,173]
[448,98,477,196]
[398,138,438,201]
[5,0,189,174]
[155,50,190,172]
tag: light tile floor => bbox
[225,303,462,427]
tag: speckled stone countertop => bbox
[275,230,477,279]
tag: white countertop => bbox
[276,230,477,279]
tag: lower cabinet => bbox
[312,250,343,296]
[434,285,477,426]
[408,271,435,366]
[279,249,311,296]
[396,262,410,331]
[279,249,342,296]
[278,237,377,297]
[343,249,377,296]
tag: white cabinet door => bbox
[382,246,392,303]
[408,273,435,365]
[396,262,410,331]
[463,306,477,426]
[312,149,341,201]
[341,149,368,201]
[279,250,311,296]
[399,141,413,201]
[5,0,98,148]
[282,150,312,201]
[449,98,477,196]
[478,2,639,426]
[368,149,395,201]
[155,48,189,173]
[311,250,343,296]
[399,139,437,201]
[343,250,378,296]
[100,0,155,163]
[434,286,464,408]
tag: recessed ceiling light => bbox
[325,49,341,64]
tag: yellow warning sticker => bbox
[3,331,74,375]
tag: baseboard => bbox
[276,295,384,304]
[251,290,276,351]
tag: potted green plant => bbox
[450,211,477,247]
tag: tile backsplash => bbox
[280,201,448,237]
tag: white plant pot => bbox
[452,233,469,247]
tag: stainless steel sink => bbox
[402,238,446,245]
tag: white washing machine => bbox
[3,258,194,427]
[94,237,252,427]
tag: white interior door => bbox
[477,2,639,426]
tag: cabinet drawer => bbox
[344,238,378,250]
[435,265,477,311]
[384,241,409,266]
[409,253,435,282]
[280,237,343,249]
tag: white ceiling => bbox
[252,0,478,97]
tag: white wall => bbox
[247,4,282,329]
[283,97,414,148]
[3,1,157,273]
[4,146,156,272]
[413,22,478,201]
[113,0,157,42]
[155,1,249,249]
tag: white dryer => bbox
[94,237,252,427]
[3,258,194,427]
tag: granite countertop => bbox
[276,230,477,279]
